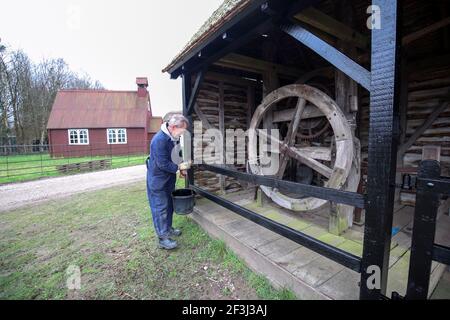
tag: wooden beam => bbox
[182,72,194,186]
[218,81,226,193]
[215,53,303,78]
[282,145,333,179]
[402,17,450,46]
[204,71,258,87]
[399,56,409,148]
[273,105,324,122]
[348,17,450,64]
[281,22,371,91]
[398,102,449,157]
[330,0,359,236]
[270,145,332,161]
[408,54,450,73]
[258,129,333,179]
[186,69,205,115]
[193,103,215,130]
[294,7,369,50]
[292,21,337,48]
[360,0,400,300]
[246,86,255,128]
[294,146,331,161]
[296,67,334,84]
[441,3,449,50]
[276,98,306,178]
[167,1,273,77]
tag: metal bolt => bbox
[427,182,434,187]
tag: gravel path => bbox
[0,165,146,212]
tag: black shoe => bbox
[169,227,182,237]
[158,237,177,250]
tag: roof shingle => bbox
[46,90,150,129]
[162,0,251,73]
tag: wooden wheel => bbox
[248,84,354,211]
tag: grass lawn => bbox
[0,153,147,184]
[0,180,296,300]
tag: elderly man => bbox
[146,114,191,250]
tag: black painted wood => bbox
[196,164,365,208]
[167,0,270,77]
[418,177,450,196]
[182,72,194,186]
[186,70,205,116]
[169,0,319,78]
[406,160,441,299]
[188,18,275,77]
[280,22,371,91]
[433,244,450,265]
[360,0,401,300]
[191,184,362,272]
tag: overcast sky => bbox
[0,0,223,116]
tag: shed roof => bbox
[46,90,150,129]
[162,0,251,73]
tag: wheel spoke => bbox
[276,98,306,178]
[248,84,355,212]
[293,146,332,161]
[284,145,333,178]
[257,129,333,179]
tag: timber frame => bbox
[167,0,450,300]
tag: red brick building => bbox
[46,77,162,157]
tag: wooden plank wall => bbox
[193,77,253,193]
[402,63,450,174]
[359,61,450,175]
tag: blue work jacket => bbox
[147,129,179,191]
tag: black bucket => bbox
[172,188,195,215]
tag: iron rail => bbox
[195,164,366,208]
[191,184,362,272]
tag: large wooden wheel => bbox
[248,84,354,211]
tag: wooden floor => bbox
[190,188,450,300]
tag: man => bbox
[146,113,191,250]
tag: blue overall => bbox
[146,129,179,239]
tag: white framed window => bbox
[68,129,89,145]
[107,128,127,144]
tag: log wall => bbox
[193,76,255,193]
[359,60,450,175]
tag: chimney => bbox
[136,77,148,98]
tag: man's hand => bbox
[179,169,187,178]
[179,160,192,171]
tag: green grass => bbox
[216,240,297,300]
[0,153,147,184]
[0,180,297,300]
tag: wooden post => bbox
[262,68,278,133]
[245,85,256,190]
[330,0,360,235]
[259,36,279,206]
[406,159,441,299]
[182,72,194,187]
[396,54,409,204]
[360,0,401,300]
[218,81,226,194]
[246,86,255,129]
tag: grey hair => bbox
[167,113,189,128]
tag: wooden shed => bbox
[164,0,450,299]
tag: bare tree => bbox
[0,47,31,144]
[0,40,103,145]
[0,43,10,144]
